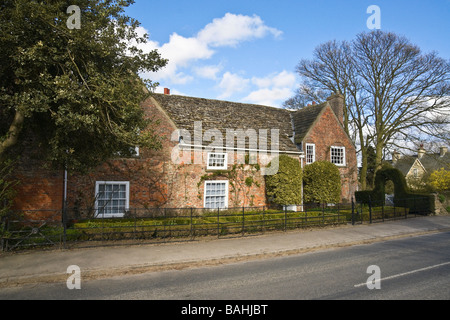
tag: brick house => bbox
[11,91,357,218]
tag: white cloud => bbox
[251,70,296,89]
[135,13,282,85]
[242,71,298,106]
[193,64,223,80]
[197,13,282,47]
[243,87,294,107]
[218,72,250,99]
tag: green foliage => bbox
[303,161,341,204]
[355,167,435,214]
[429,168,450,192]
[0,0,167,171]
[265,155,303,205]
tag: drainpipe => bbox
[299,153,305,212]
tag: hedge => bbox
[355,167,434,214]
[303,161,341,204]
[265,155,303,206]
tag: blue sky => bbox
[124,0,450,108]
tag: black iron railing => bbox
[1,198,430,251]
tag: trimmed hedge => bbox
[355,167,434,214]
[265,155,303,206]
[303,161,341,204]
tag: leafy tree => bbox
[0,0,168,171]
[265,155,302,205]
[303,161,341,204]
[285,31,450,190]
[429,168,450,192]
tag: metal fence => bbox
[1,198,430,251]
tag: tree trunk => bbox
[0,108,25,160]
[373,141,385,186]
[359,148,368,190]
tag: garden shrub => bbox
[355,167,435,214]
[265,155,302,206]
[429,168,450,192]
[303,161,341,204]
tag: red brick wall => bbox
[11,96,355,217]
[66,96,288,213]
[10,132,64,214]
[12,170,64,212]
[302,106,358,202]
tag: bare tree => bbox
[285,31,450,190]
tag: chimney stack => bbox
[418,145,426,159]
[392,151,401,164]
[164,88,170,95]
[440,146,448,157]
[327,93,344,126]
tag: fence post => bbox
[284,206,287,232]
[218,207,220,238]
[351,198,355,226]
[322,203,325,225]
[0,215,7,252]
[134,208,137,240]
[262,206,265,234]
[242,206,245,236]
[305,204,308,224]
[190,207,193,238]
[337,203,340,224]
[368,196,372,224]
[62,207,67,249]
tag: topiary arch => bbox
[355,167,434,214]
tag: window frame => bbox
[95,181,130,218]
[203,180,229,209]
[206,152,228,170]
[330,146,346,166]
[305,143,315,164]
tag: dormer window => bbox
[207,152,227,170]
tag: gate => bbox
[1,210,63,251]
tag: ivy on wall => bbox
[197,156,261,207]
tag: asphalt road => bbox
[1,231,449,301]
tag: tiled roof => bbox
[291,102,328,144]
[393,152,449,174]
[151,94,299,152]
[393,157,417,175]
[419,153,450,172]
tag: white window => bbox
[207,152,227,170]
[204,180,228,209]
[95,181,130,218]
[331,146,346,166]
[306,143,315,164]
